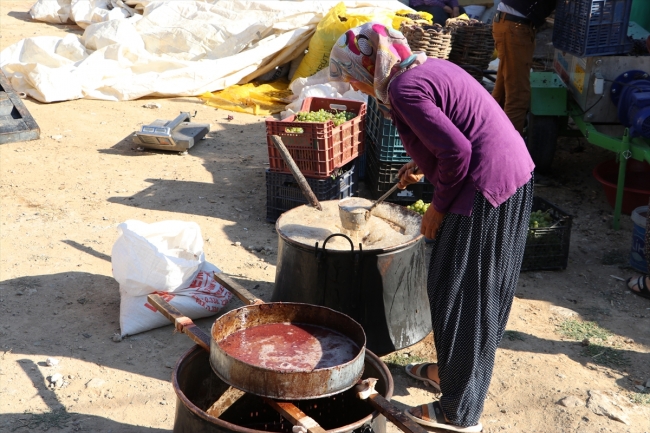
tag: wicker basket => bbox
[401,22,454,60]
[446,18,494,82]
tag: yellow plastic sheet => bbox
[199,80,292,116]
[292,4,434,82]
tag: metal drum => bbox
[272,201,431,356]
[172,345,392,433]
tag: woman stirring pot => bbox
[329,23,534,432]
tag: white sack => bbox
[119,261,233,336]
[281,68,367,119]
[2,0,410,102]
[111,219,205,297]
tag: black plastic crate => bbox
[358,152,367,180]
[552,0,633,57]
[366,97,410,163]
[521,197,573,272]
[265,161,358,223]
[365,147,433,203]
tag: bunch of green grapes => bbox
[529,210,553,229]
[407,199,429,216]
[295,110,356,126]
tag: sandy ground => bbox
[1,3,649,433]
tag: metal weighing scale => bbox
[134,111,210,151]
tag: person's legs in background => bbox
[491,17,535,134]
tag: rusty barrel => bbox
[172,345,393,433]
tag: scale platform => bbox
[134,112,210,151]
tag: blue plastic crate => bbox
[366,97,411,163]
[552,0,633,57]
[265,161,358,223]
[365,147,433,204]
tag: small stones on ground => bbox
[50,373,63,386]
[586,390,630,425]
[142,103,161,109]
[82,333,91,338]
[581,338,590,346]
[550,306,578,318]
[51,135,63,141]
[624,338,634,344]
[558,395,584,408]
[635,385,646,392]
[112,333,123,342]
[85,378,106,389]
[46,357,59,367]
[234,242,241,247]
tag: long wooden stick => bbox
[264,398,328,433]
[270,134,322,211]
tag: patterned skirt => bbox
[426,178,533,427]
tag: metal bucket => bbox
[172,345,392,433]
[272,201,431,356]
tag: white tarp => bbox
[0,1,410,102]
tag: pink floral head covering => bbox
[329,22,427,106]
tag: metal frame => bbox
[568,99,650,229]
[529,71,650,229]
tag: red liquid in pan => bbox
[218,322,360,372]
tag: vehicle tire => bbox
[525,113,558,174]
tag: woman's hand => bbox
[397,162,424,189]
[422,204,445,240]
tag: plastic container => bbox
[521,197,573,272]
[365,148,433,204]
[266,97,366,178]
[366,97,410,163]
[630,205,648,273]
[552,0,633,57]
[592,159,650,215]
[265,161,358,223]
[358,152,367,180]
[464,5,486,20]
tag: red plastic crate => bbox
[266,97,366,179]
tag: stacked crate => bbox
[265,97,366,223]
[364,96,433,204]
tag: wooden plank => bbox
[206,387,247,418]
[263,398,328,433]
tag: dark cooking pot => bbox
[272,201,431,356]
[173,345,392,433]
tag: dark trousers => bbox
[414,5,466,25]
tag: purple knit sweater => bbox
[388,58,535,216]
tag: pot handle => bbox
[147,294,211,352]
[317,233,354,255]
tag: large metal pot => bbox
[210,301,366,400]
[272,201,432,356]
[173,345,392,433]
[148,275,367,401]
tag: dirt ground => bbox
[1,2,649,433]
